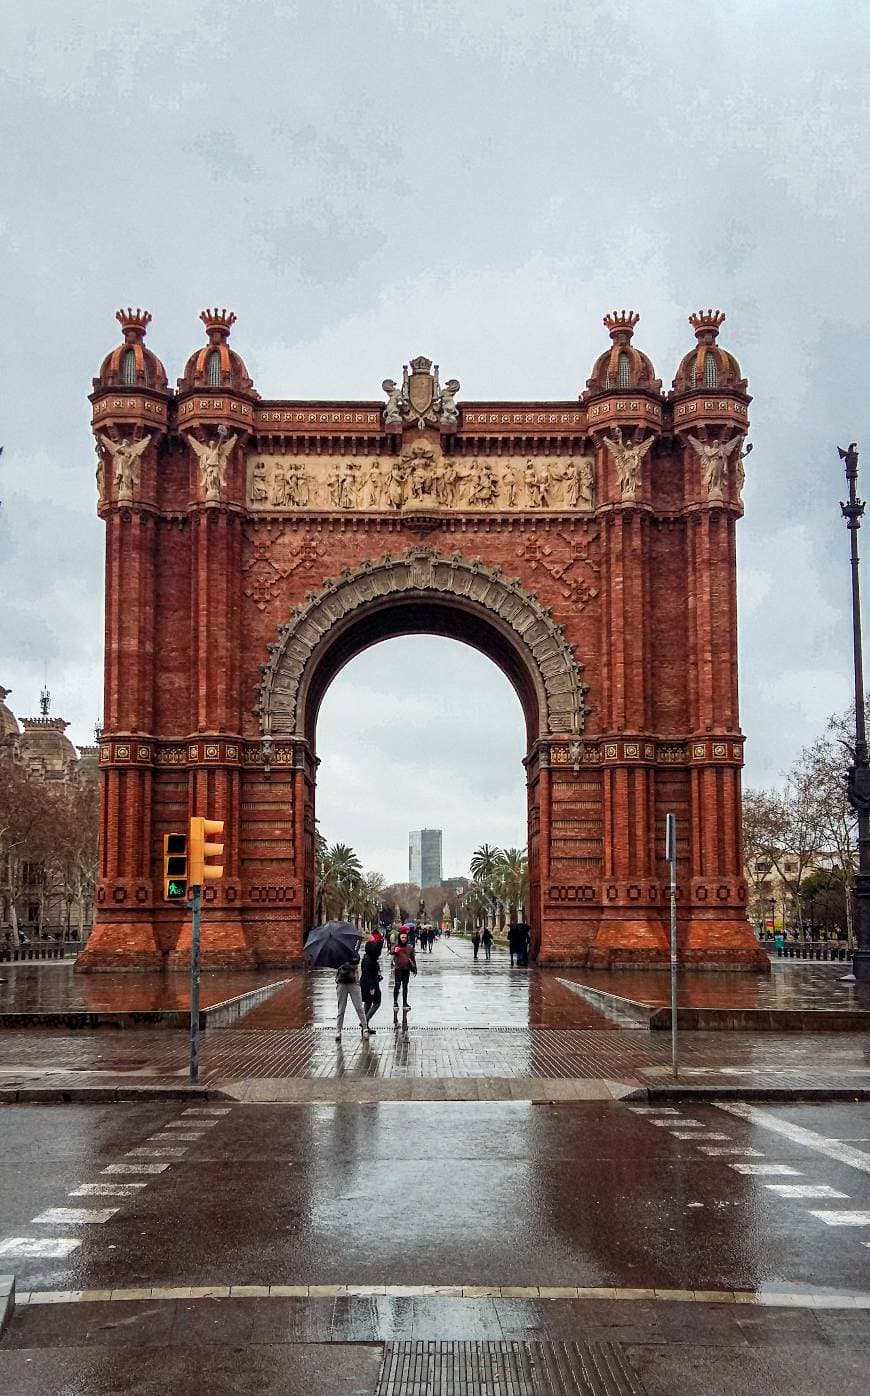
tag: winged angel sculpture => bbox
[185,431,238,502]
[97,433,151,501]
[687,433,742,496]
[602,427,654,499]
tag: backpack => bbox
[336,962,356,985]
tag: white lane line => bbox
[628,1107,681,1115]
[651,1119,705,1128]
[809,1210,870,1227]
[166,1120,218,1128]
[182,1107,231,1116]
[103,1163,169,1175]
[126,1148,187,1159]
[717,1104,870,1177]
[32,1207,118,1225]
[671,1132,732,1141]
[0,1238,81,1258]
[766,1185,849,1200]
[730,1164,801,1176]
[69,1183,147,1198]
[698,1147,763,1157]
[147,1133,203,1142]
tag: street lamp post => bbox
[838,442,870,980]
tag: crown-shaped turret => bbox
[177,308,258,397]
[94,307,168,391]
[583,310,661,398]
[673,309,747,393]
[200,308,238,343]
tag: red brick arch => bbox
[79,314,767,972]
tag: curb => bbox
[0,1085,229,1104]
[0,1275,14,1337]
[645,1085,870,1102]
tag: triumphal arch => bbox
[79,306,766,971]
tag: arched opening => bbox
[206,349,222,386]
[315,635,528,940]
[121,348,136,385]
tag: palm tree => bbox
[498,847,528,924]
[470,843,504,928]
[316,842,363,922]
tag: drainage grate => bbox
[375,1340,645,1395]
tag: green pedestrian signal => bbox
[163,832,188,901]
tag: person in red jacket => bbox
[391,927,417,1012]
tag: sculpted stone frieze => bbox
[245,448,596,513]
[257,547,589,742]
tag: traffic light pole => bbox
[190,884,202,1083]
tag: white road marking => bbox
[126,1147,187,1159]
[730,1164,802,1176]
[69,1183,147,1197]
[671,1132,732,1141]
[628,1107,681,1115]
[809,1210,870,1226]
[102,1163,169,1175]
[0,1238,81,1258]
[698,1147,763,1157]
[717,1104,870,1177]
[147,1133,203,1142]
[166,1119,218,1128]
[32,1207,118,1225]
[765,1185,849,1199]
[651,1119,705,1128]
[182,1107,231,1116]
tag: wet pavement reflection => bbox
[0,963,285,1014]
[566,963,870,1012]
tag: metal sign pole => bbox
[190,884,202,1083]
[666,813,679,1080]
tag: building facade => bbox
[0,686,99,939]
[79,307,766,971]
[409,829,443,888]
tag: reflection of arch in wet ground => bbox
[234,942,617,1032]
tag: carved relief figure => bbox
[338,461,358,509]
[272,463,289,507]
[439,458,460,507]
[287,462,309,507]
[524,459,550,508]
[687,433,741,496]
[250,458,268,504]
[469,458,498,506]
[327,463,343,508]
[561,456,595,509]
[602,427,653,499]
[502,459,518,507]
[365,459,385,507]
[186,432,238,502]
[98,433,151,500]
[386,459,405,509]
[95,444,105,504]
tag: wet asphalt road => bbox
[2,1098,869,1298]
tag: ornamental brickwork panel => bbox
[78,306,767,972]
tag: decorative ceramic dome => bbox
[584,311,661,396]
[95,309,169,391]
[177,309,258,397]
[673,310,747,393]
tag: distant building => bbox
[409,829,443,888]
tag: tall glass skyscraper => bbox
[409,829,443,888]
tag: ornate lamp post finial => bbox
[839,441,870,980]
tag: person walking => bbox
[482,926,493,961]
[360,931,383,1031]
[334,955,370,1041]
[471,929,481,960]
[391,927,417,1013]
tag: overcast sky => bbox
[1,2,869,882]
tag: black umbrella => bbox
[304,920,362,969]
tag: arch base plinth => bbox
[76,921,165,973]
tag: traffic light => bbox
[189,816,224,885]
[163,832,188,901]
